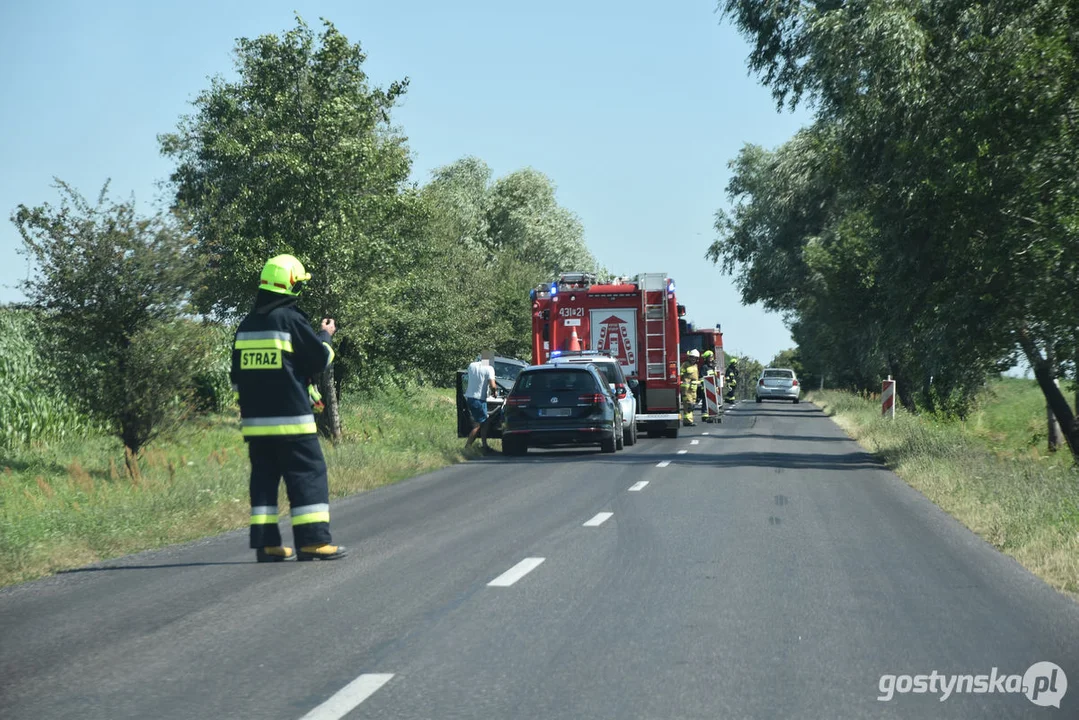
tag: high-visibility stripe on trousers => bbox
[247,435,332,548]
[242,414,318,437]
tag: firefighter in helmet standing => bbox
[231,254,347,562]
[680,348,700,426]
[725,356,739,403]
[700,349,717,422]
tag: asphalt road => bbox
[2,401,1078,719]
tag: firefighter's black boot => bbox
[297,544,348,561]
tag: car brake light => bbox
[506,396,531,406]
[578,393,606,405]
[615,384,627,398]
[759,379,766,386]
[791,379,799,386]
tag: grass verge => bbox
[0,385,489,588]
[807,380,1079,597]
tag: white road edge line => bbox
[702,432,710,435]
[628,481,649,492]
[488,557,545,587]
[691,439,700,445]
[299,673,394,720]
[656,460,671,468]
[677,450,688,455]
[583,512,613,527]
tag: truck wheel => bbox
[601,432,617,453]
[664,424,679,439]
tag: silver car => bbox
[756,368,801,403]
[547,352,638,445]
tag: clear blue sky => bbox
[0,0,813,364]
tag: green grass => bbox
[0,385,488,588]
[808,378,1079,597]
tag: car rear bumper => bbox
[503,423,615,446]
[756,388,800,399]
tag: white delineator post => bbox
[882,376,896,418]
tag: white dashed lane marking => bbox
[488,558,545,587]
[583,512,613,527]
[677,450,687,455]
[656,460,671,468]
[691,439,699,445]
[299,674,394,720]
[628,481,648,492]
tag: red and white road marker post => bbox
[882,376,896,419]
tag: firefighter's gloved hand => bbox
[308,383,325,414]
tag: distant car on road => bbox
[501,364,624,455]
[756,368,801,403]
[545,351,638,445]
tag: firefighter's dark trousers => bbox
[247,435,332,549]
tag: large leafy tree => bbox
[12,181,217,474]
[485,169,598,276]
[159,15,418,439]
[715,0,1079,456]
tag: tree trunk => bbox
[1048,379,1063,452]
[316,365,342,443]
[124,446,141,483]
[1018,327,1079,463]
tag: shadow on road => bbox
[699,433,848,443]
[473,448,885,472]
[57,561,251,574]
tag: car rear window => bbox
[592,365,620,386]
[763,369,794,378]
[559,359,623,385]
[516,370,599,392]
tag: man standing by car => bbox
[464,349,498,453]
[680,349,700,426]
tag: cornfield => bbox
[0,307,99,451]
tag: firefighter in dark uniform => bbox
[725,356,739,403]
[231,254,347,562]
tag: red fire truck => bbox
[530,272,683,438]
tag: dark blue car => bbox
[501,364,624,455]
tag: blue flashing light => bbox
[550,282,559,296]
[667,280,676,294]
[529,289,537,302]
[550,350,562,357]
